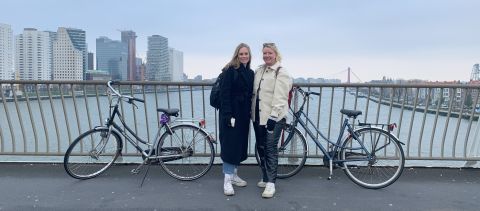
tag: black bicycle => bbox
[64,81,216,181]
[255,87,405,189]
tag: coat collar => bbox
[262,62,281,72]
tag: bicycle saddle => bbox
[157,108,180,116]
[340,109,362,118]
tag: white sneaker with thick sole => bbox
[224,174,234,196]
[232,174,247,187]
[257,180,266,188]
[262,182,275,198]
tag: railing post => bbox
[467,113,480,159]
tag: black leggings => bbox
[253,118,286,183]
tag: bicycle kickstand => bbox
[328,159,333,180]
[139,162,151,187]
[131,158,149,174]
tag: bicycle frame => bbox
[103,98,163,159]
[284,88,378,165]
[104,96,213,161]
[268,87,406,187]
[287,108,373,164]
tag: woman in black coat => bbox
[219,43,254,196]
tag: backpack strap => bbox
[275,66,282,78]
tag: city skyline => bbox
[1,0,480,82]
[0,23,185,82]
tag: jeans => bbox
[254,118,286,183]
[223,161,236,175]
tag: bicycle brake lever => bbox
[127,98,139,109]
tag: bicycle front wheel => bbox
[255,125,307,179]
[157,124,214,181]
[341,127,405,189]
[64,128,122,179]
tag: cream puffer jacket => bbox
[251,62,293,125]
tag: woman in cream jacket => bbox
[251,43,292,198]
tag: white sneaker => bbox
[262,182,275,198]
[257,180,266,188]
[224,174,234,196]
[232,174,247,187]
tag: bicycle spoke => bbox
[64,128,121,179]
[341,127,404,189]
[158,125,214,181]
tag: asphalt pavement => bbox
[0,163,479,211]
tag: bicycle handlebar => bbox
[291,87,322,111]
[107,80,145,104]
[295,87,320,97]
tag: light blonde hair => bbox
[263,42,282,63]
[222,43,251,71]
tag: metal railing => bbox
[1,80,480,164]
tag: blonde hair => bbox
[222,43,251,71]
[263,43,282,63]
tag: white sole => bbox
[262,193,274,198]
[232,182,247,187]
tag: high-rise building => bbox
[88,52,94,70]
[146,35,169,81]
[66,28,87,78]
[0,23,14,80]
[135,57,144,81]
[169,48,184,82]
[121,30,136,81]
[46,31,57,79]
[53,27,86,81]
[15,28,52,80]
[96,36,127,80]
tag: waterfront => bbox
[1,86,479,166]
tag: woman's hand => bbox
[266,119,275,132]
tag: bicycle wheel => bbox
[255,124,307,179]
[340,127,405,189]
[64,128,122,179]
[157,124,214,181]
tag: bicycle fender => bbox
[170,123,217,144]
[92,126,124,151]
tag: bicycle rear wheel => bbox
[255,125,307,179]
[340,127,405,189]
[64,128,122,179]
[157,124,214,181]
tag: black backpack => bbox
[210,70,238,109]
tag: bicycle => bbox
[255,87,405,189]
[64,81,216,182]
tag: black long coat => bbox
[219,65,254,165]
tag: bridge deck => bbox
[0,163,479,210]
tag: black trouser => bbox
[253,118,286,183]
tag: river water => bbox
[1,88,479,166]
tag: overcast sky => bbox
[1,0,480,82]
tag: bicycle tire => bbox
[255,125,308,179]
[340,127,405,189]
[64,128,122,179]
[157,124,215,181]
